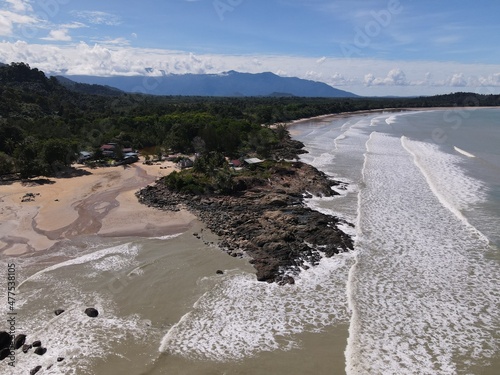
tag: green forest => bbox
[1,62,499,179]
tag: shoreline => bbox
[285,105,500,127]
[0,159,196,256]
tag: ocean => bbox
[1,108,499,374]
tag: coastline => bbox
[0,159,196,256]
[285,105,500,127]
[3,105,495,258]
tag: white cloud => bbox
[0,10,38,36]
[1,41,500,96]
[41,29,72,42]
[5,0,32,13]
[449,73,467,87]
[364,68,407,86]
[72,11,122,26]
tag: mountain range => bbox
[56,70,358,98]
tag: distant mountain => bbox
[55,76,123,96]
[61,71,358,98]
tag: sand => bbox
[0,158,196,256]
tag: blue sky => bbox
[1,0,500,96]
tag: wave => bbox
[18,243,140,289]
[346,131,500,374]
[454,146,476,158]
[158,253,355,361]
[401,136,488,242]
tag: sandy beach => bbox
[0,158,196,256]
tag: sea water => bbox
[295,108,500,374]
[1,109,499,374]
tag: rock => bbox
[14,334,26,349]
[0,348,11,361]
[216,270,224,275]
[85,308,99,317]
[136,160,353,284]
[22,344,32,353]
[57,357,64,362]
[30,365,42,375]
[54,309,65,316]
[34,347,47,356]
[32,340,41,347]
[0,331,12,351]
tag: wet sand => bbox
[0,159,196,256]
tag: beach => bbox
[0,108,498,374]
[0,159,196,256]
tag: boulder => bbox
[14,334,26,349]
[32,340,41,347]
[54,309,65,316]
[57,357,65,362]
[34,347,46,356]
[0,331,12,351]
[85,308,99,318]
[22,344,32,353]
[30,366,42,375]
[216,270,224,275]
[0,348,11,361]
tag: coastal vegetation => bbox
[1,62,500,179]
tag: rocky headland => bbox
[137,160,353,284]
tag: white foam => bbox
[150,233,183,240]
[159,252,356,361]
[18,243,140,289]
[454,145,476,158]
[401,136,488,240]
[345,132,500,374]
[0,272,153,374]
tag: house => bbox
[115,154,139,166]
[78,151,93,163]
[229,159,243,168]
[177,158,194,169]
[100,144,116,157]
[244,157,264,165]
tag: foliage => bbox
[2,62,500,179]
[0,152,15,175]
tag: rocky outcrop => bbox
[54,309,65,316]
[138,161,353,284]
[13,334,26,349]
[85,308,99,318]
[0,331,12,351]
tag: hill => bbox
[55,76,123,96]
[60,71,359,98]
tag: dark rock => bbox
[0,331,12,351]
[0,348,11,361]
[30,365,42,375]
[216,270,224,275]
[34,347,47,355]
[22,344,32,353]
[14,334,26,349]
[54,309,65,316]
[85,308,99,317]
[57,357,64,362]
[32,340,41,347]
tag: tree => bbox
[0,152,14,175]
[14,137,46,178]
[41,138,76,168]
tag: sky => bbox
[1,0,500,96]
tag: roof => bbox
[100,144,115,150]
[244,158,264,164]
